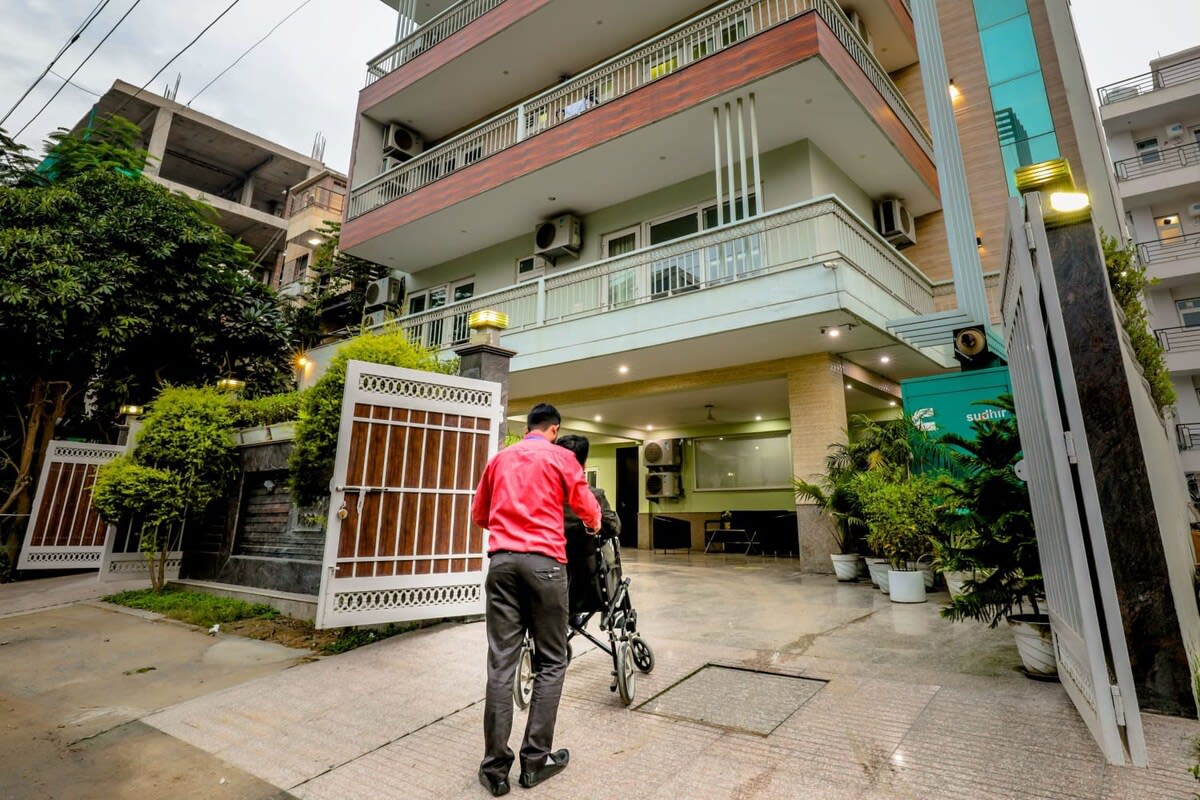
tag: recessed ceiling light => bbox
[308,237,322,245]
[846,383,853,390]
[593,415,602,422]
[755,415,763,421]
[880,355,891,364]
[646,424,654,431]
[618,365,629,374]
[889,401,897,407]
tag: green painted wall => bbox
[585,442,620,500]
[901,366,1013,442]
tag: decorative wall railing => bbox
[288,186,344,217]
[366,0,505,85]
[370,197,935,351]
[1176,423,1200,451]
[1113,141,1200,181]
[1156,325,1200,352]
[1137,232,1200,265]
[349,0,932,219]
[1097,53,1200,105]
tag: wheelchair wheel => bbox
[615,641,636,706]
[513,637,534,710]
[631,635,654,674]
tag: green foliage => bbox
[288,329,454,505]
[230,390,306,428]
[0,127,35,185]
[104,587,278,628]
[1102,233,1175,414]
[289,221,388,347]
[853,468,942,567]
[92,458,186,534]
[938,395,1043,627]
[33,117,148,185]
[793,473,866,555]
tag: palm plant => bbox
[793,471,866,555]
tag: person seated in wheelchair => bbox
[555,435,620,622]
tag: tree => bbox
[0,118,292,566]
[290,220,388,349]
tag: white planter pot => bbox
[866,560,890,592]
[1009,614,1057,678]
[856,557,870,578]
[830,553,859,581]
[906,560,936,589]
[943,570,973,599]
[888,570,927,603]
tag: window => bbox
[693,433,791,490]
[450,280,475,344]
[1177,298,1200,328]
[602,227,640,308]
[516,255,545,282]
[1156,214,1183,242]
[1136,138,1160,165]
[406,285,448,347]
[290,253,309,284]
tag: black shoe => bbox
[479,767,510,797]
[518,749,569,789]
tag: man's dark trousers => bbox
[481,552,569,784]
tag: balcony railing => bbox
[349,0,932,220]
[1114,141,1200,182]
[1097,53,1200,106]
[1138,232,1200,265]
[372,197,935,351]
[1157,325,1200,352]
[288,186,345,218]
[1178,423,1200,451]
[366,0,505,85]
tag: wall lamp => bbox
[118,404,144,417]
[216,378,246,393]
[1014,157,1092,228]
[820,323,855,338]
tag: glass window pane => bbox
[453,282,474,302]
[703,195,758,228]
[999,131,1060,195]
[989,73,1057,143]
[605,232,638,257]
[408,294,426,314]
[1177,298,1200,327]
[978,16,1040,85]
[429,287,447,308]
[694,433,791,490]
[649,212,699,245]
[973,0,1028,30]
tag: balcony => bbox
[1112,141,1200,206]
[371,197,940,383]
[343,0,936,267]
[1158,326,1200,375]
[1098,52,1200,131]
[367,0,504,84]
[1138,232,1200,286]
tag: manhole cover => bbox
[637,665,825,735]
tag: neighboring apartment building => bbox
[333,0,1119,563]
[276,169,349,296]
[1097,45,1200,501]
[73,80,327,282]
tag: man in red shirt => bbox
[472,403,601,796]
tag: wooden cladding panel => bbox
[334,405,491,578]
[343,12,937,251]
[359,0,553,114]
[31,462,108,548]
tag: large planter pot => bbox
[830,553,859,581]
[866,559,890,592]
[888,569,927,603]
[906,560,936,589]
[1009,614,1057,679]
[943,570,973,600]
[856,557,870,578]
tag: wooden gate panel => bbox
[18,441,125,570]
[316,361,502,629]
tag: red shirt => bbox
[471,433,602,563]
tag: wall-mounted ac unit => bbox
[363,308,389,328]
[365,276,404,310]
[645,471,681,499]
[534,214,582,259]
[381,155,404,174]
[383,123,424,161]
[1165,122,1186,141]
[847,10,873,54]
[644,438,683,468]
[874,198,917,248]
[1188,201,1200,219]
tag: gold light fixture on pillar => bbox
[467,309,509,346]
[1014,157,1091,228]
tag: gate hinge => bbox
[1110,684,1126,725]
[1063,430,1078,464]
[1023,221,1036,250]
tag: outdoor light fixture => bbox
[646,424,654,431]
[755,415,763,421]
[295,355,311,369]
[948,79,961,102]
[880,355,891,364]
[889,400,898,407]
[1049,192,1091,213]
[618,365,629,374]
[467,309,509,346]
[216,378,246,393]
[118,404,143,417]
[1014,158,1092,228]
[846,383,853,390]
[593,415,602,422]
[820,323,855,338]
[308,237,322,246]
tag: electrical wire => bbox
[14,0,146,139]
[187,0,317,107]
[49,70,103,97]
[0,0,112,128]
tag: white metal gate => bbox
[316,360,503,629]
[17,440,125,570]
[1002,196,1146,766]
[98,517,184,583]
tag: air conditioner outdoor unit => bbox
[645,471,681,499]
[1188,201,1200,219]
[381,155,404,174]
[365,276,404,309]
[383,123,424,161]
[363,308,389,329]
[534,213,582,259]
[1165,122,1186,141]
[874,198,917,248]
[847,10,873,53]
[643,438,684,468]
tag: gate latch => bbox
[1110,684,1126,726]
[1063,431,1078,464]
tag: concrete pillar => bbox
[455,343,517,441]
[787,354,847,573]
[239,178,255,207]
[143,107,172,177]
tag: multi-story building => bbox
[333,0,1121,566]
[73,80,327,282]
[276,169,349,296]
[1098,45,1200,499]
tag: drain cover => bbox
[638,665,824,735]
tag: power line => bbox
[187,0,316,107]
[14,0,146,139]
[49,70,103,98]
[0,0,113,128]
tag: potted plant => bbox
[854,469,940,603]
[928,526,982,600]
[793,473,866,581]
[938,395,1054,678]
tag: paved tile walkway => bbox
[0,571,148,618]
[145,553,1199,799]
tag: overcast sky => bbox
[0,0,1198,177]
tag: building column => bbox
[788,354,847,573]
[143,107,172,176]
[239,178,255,207]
